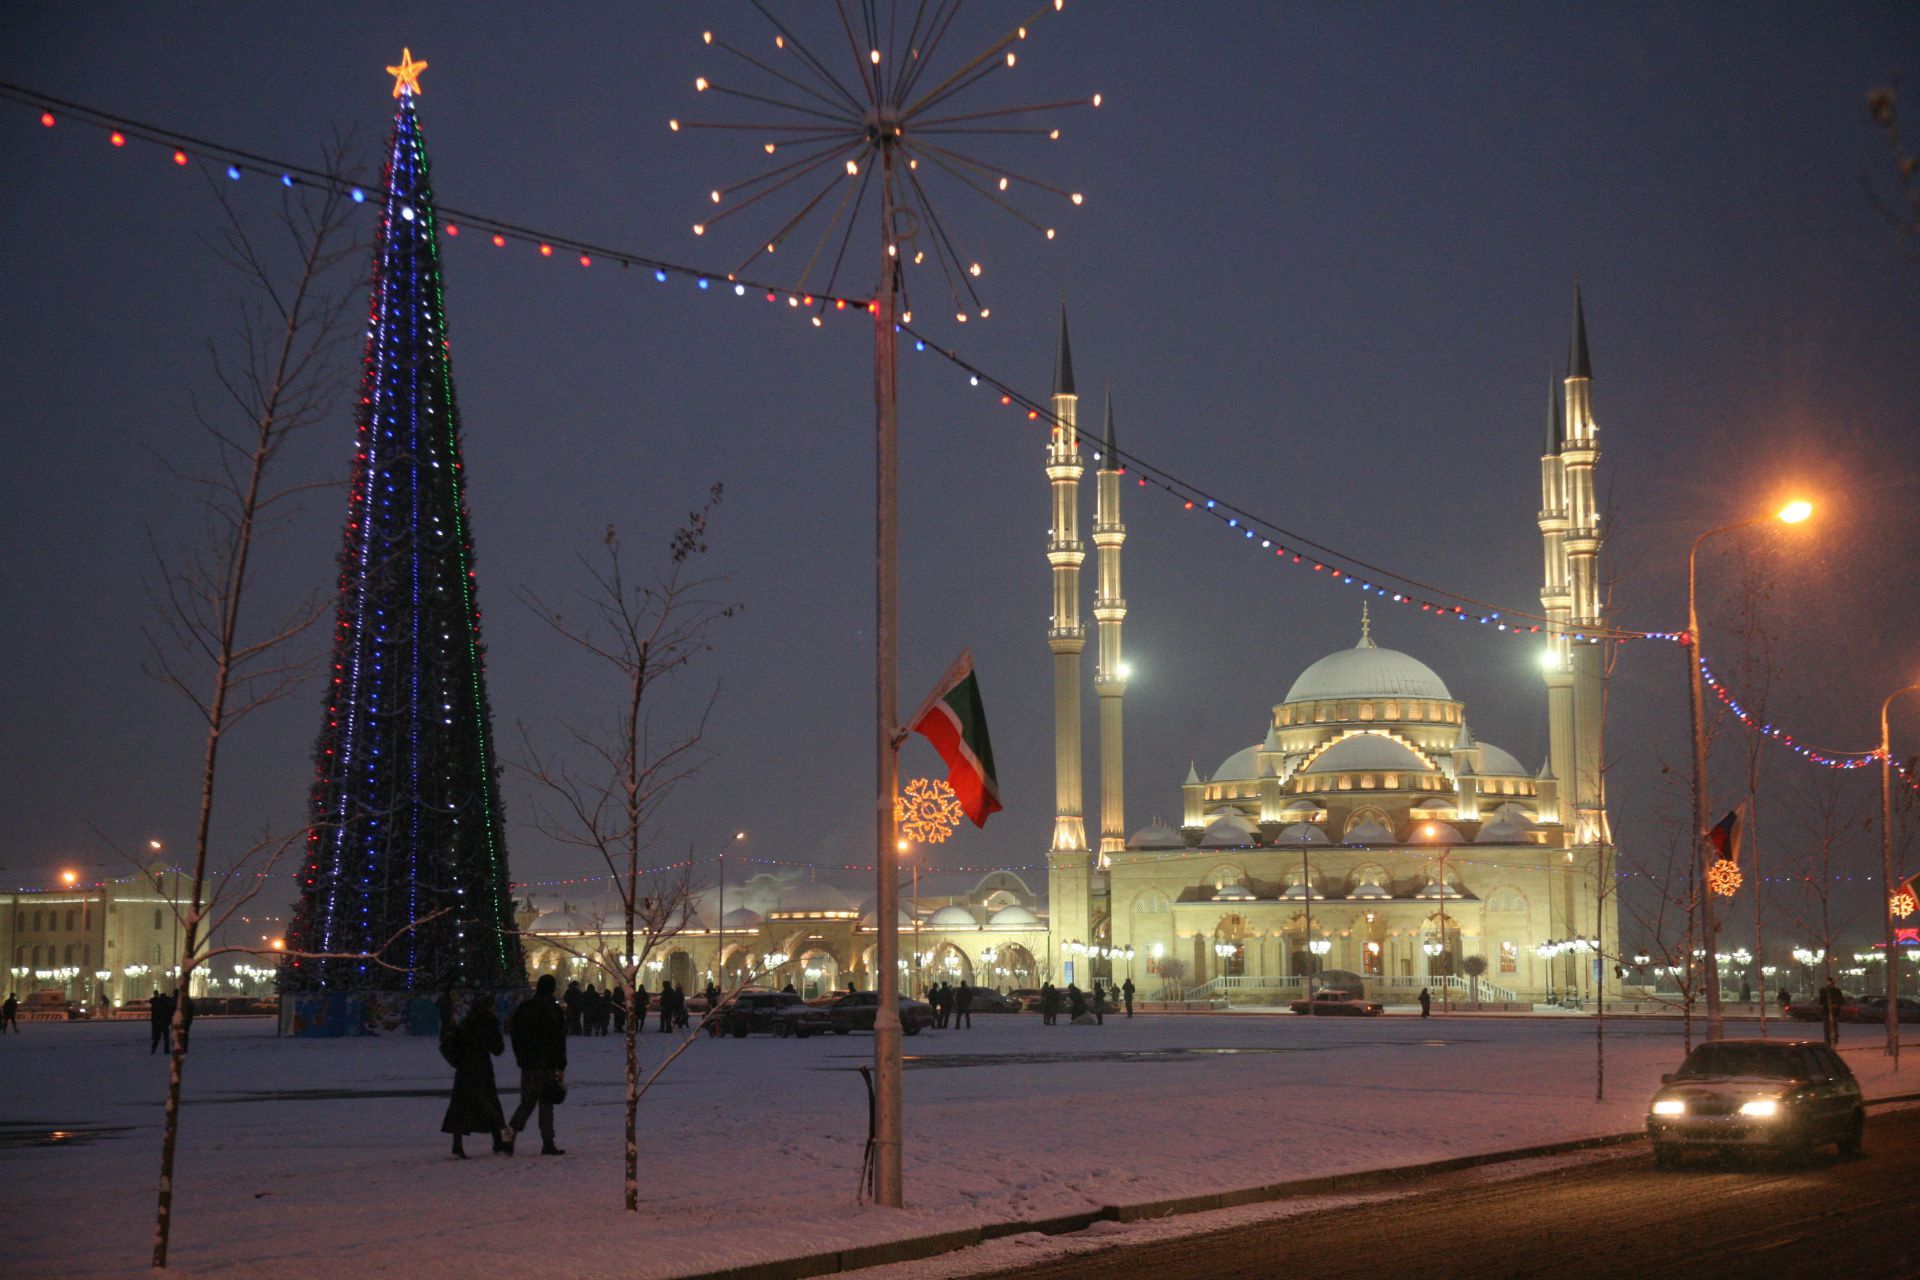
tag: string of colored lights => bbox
[9,82,1914,795]
[1698,655,1920,791]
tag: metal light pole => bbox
[1302,845,1315,1003]
[1880,684,1920,1062]
[1685,501,1811,1042]
[870,142,905,1209]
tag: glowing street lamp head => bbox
[61,870,77,886]
[1777,499,1812,525]
[1115,661,1133,680]
[1538,648,1561,672]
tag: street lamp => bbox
[1878,682,1920,1062]
[1685,498,1814,1041]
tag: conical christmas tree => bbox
[284,54,524,993]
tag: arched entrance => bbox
[980,942,1037,991]
[665,950,697,991]
[798,948,842,999]
[929,942,973,987]
[1213,914,1250,978]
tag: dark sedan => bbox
[1647,1038,1863,1166]
[1288,989,1383,1016]
[827,991,934,1035]
[1853,995,1920,1024]
[709,991,832,1038]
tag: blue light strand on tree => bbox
[283,79,523,993]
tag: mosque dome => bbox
[1285,636,1452,703]
[1475,818,1530,844]
[1475,741,1527,775]
[1343,820,1395,845]
[1126,821,1182,849]
[1213,743,1263,780]
[721,906,764,929]
[926,905,979,929]
[1301,734,1428,775]
[988,905,1042,928]
[773,882,853,915]
[1274,823,1330,845]
[1199,814,1257,847]
[1411,821,1464,844]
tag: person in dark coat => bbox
[506,974,567,1155]
[673,982,690,1030]
[657,983,674,1033]
[1040,982,1058,1025]
[149,988,174,1054]
[1821,979,1844,1048]
[781,980,797,995]
[933,983,949,1029]
[1121,978,1135,1018]
[1,991,17,1033]
[706,981,721,1018]
[1418,987,1432,1018]
[954,983,973,1029]
[610,985,627,1035]
[441,996,508,1158]
[1067,984,1087,1022]
[1091,982,1107,1025]
[563,980,583,1036]
[634,983,651,1031]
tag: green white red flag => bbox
[906,650,1001,827]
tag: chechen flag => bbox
[1706,802,1746,862]
[907,650,1002,827]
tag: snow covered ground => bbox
[3,1012,1914,1279]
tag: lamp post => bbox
[1685,499,1812,1042]
[1880,684,1920,1062]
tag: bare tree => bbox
[1865,83,1920,256]
[518,492,737,1210]
[140,157,362,1269]
[1780,768,1874,1030]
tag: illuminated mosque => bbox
[523,296,1620,1006]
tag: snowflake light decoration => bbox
[1706,858,1743,898]
[1891,888,1917,920]
[895,777,963,845]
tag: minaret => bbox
[1093,388,1128,858]
[1560,288,1607,845]
[1537,364,1573,828]
[1044,307,1092,979]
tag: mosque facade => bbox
[522,296,1618,1008]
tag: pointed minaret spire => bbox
[1569,285,1592,380]
[1102,383,1116,457]
[1093,380,1128,856]
[1053,304,1076,398]
[1358,601,1375,648]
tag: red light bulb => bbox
[445,224,459,236]
[173,150,188,165]
[538,243,553,257]
[40,112,54,127]
[491,234,506,248]
[110,131,126,147]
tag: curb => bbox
[674,1089,1920,1280]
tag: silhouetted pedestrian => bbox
[954,983,973,1029]
[506,975,567,1156]
[1418,987,1432,1018]
[149,989,174,1054]
[1040,982,1059,1025]
[610,985,627,1035]
[1121,978,1135,1018]
[441,996,507,1158]
[1,991,16,1033]
[1091,982,1107,1025]
[563,980,583,1036]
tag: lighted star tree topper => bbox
[673,0,1100,326]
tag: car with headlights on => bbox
[1646,1039,1863,1167]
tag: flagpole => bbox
[871,141,905,1210]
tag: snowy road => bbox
[1,1012,1914,1278]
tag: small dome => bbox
[774,882,853,915]
[1280,881,1326,900]
[1474,742,1527,776]
[1211,883,1256,901]
[859,907,914,928]
[1274,823,1330,845]
[1126,821,1182,849]
[926,904,978,929]
[1199,814,1256,847]
[1348,880,1393,900]
[1490,803,1536,827]
[1411,821,1464,844]
[1415,880,1466,899]
[1413,797,1452,811]
[1281,798,1321,814]
[1285,641,1452,703]
[1475,819,1529,844]
[1343,820,1394,845]
[1302,734,1428,775]
[720,906,763,929]
[988,905,1041,928]
[1213,743,1262,781]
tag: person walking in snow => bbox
[634,982,650,1032]
[954,983,973,1029]
[1040,982,1058,1025]
[610,985,627,1035]
[1418,987,1432,1018]
[441,995,508,1159]
[1,991,17,1033]
[673,982,690,1030]
[1121,978,1135,1018]
[1091,982,1107,1025]
[657,982,675,1033]
[1067,984,1087,1022]
[563,980,583,1036]
[149,988,174,1054]
[505,974,567,1156]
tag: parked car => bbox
[708,991,833,1038]
[1853,995,1920,1024]
[826,991,934,1035]
[1287,989,1383,1016]
[1785,990,1862,1022]
[954,985,1021,1014]
[1646,1038,1863,1167]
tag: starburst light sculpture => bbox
[895,777,964,845]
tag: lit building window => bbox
[1384,701,1399,719]
[1339,776,1353,791]
[1314,705,1328,723]
[1358,703,1375,721]
[1360,774,1376,789]
[1383,773,1399,788]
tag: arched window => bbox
[33,910,43,931]
[1360,774,1376,789]
[64,944,75,964]
[82,944,90,967]
[67,909,77,931]
[1426,702,1441,721]
[154,909,163,930]
[1384,701,1399,720]
[1314,705,1328,723]
[1358,703,1376,721]
[1338,776,1353,790]
[1383,773,1400,789]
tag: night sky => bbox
[4,4,1918,955]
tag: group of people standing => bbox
[925,981,973,1028]
[558,981,627,1036]
[147,988,193,1054]
[1038,978,1134,1025]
